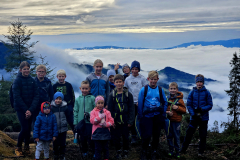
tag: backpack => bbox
[112,87,129,104]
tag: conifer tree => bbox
[225,52,240,130]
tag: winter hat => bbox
[107,69,116,78]
[195,76,204,84]
[130,60,140,71]
[122,63,130,72]
[95,95,104,105]
[41,102,51,113]
[53,92,64,101]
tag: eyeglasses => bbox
[43,103,50,110]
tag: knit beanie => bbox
[41,102,51,113]
[53,92,64,101]
[122,63,130,72]
[130,60,140,71]
[107,69,116,78]
[195,76,204,84]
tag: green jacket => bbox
[73,94,95,125]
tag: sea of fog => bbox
[1,43,239,132]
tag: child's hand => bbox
[53,137,56,141]
[168,111,173,116]
[172,105,179,110]
[35,138,39,142]
[128,124,132,127]
[99,113,105,119]
[114,63,120,71]
[100,122,106,127]
[113,124,116,129]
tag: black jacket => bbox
[108,88,135,125]
[12,72,39,113]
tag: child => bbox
[33,102,58,160]
[53,69,75,130]
[181,74,213,157]
[107,69,116,92]
[124,60,148,143]
[166,82,186,158]
[114,63,131,80]
[90,96,114,160]
[108,74,135,159]
[74,80,95,158]
[33,65,54,125]
[138,70,168,159]
[13,61,39,156]
[86,59,110,104]
[51,92,74,160]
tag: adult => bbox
[13,61,39,156]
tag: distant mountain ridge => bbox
[74,46,148,50]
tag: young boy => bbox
[166,82,186,158]
[181,74,213,157]
[33,102,58,160]
[74,80,95,158]
[53,69,75,130]
[33,65,54,125]
[114,63,131,80]
[108,74,135,159]
[124,60,148,143]
[107,69,116,92]
[51,92,74,160]
[138,70,168,160]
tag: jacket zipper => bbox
[98,79,99,96]
[59,107,61,133]
[46,114,48,140]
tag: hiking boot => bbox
[122,150,128,159]
[141,150,147,160]
[15,147,24,157]
[23,146,31,155]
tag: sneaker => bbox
[122,150,128,159]
[168,152,173,157]
[15,147,24,157]
[23,146,31,155]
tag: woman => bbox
[13,61,39,156]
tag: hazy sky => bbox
[0,0,240,48]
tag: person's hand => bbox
[99,113,105,119]
[128,124,132,127]
[53,137,56,141]
[136,102,138,106]
[172,105,179,110]
[168,111,173,116]
[100,122,106,127]
[25,110,31,119]
[113,123,116,129]
[35,138,39,142]
[105,105,108,109]
[114,63,120,71]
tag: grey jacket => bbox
[51,100,73,133]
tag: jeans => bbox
[181,120,208,154]
[95,140,109,160]
[167,122,181,153]
[17,111,33,147]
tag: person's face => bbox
[169,86,178,95]
[196,81,204,89]
[80,84,90,96]
[131,67,139,77]
[55,97,62,105]
[147,76,159,87]
[123,67,130,74]
[57,74,66,84]
[114,79,124,90]
[43,108,50,114]
[96,100,104,110]
[36,68,46,79]
[94,63,103,75]
[20,66,30,77]
[109,75,114,83]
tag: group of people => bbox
[12,59,213,160]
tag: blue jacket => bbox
[187,86,213,121]
[86,73,110,102]
[35,77,54,106]
[138,85,168,118]
[33,111,58,141]
[109,81,115,93]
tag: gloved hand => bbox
[99,113,106,119]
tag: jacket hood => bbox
[193,86,206,91]
[168,91,183,99]
[51,100,67,107]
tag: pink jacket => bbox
[90,108,114,140]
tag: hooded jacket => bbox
[90,108,114,140]
[166,91,186,122]
[33,111,58,141]
[51,100,73,133]
[12,72,39,113]
[108,88,135,125]
[86,73,110,103]
[187,86,213,121]
[73,94,95,125]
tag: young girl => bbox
[86,59,110,105]
[13,61,39,156]
[90,96,114,160]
